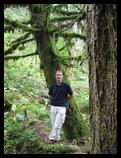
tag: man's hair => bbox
[56,70,63,74]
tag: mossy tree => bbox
[4,4,88,140]
[29,4,88,140]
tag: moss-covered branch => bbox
[52,9,81,16]
[4,17,39,32]
[4,52,37,60]
[55,53,87,67]
[4,38,34,55]
[49,22,73,34]
[50,12,86,22]
[11,32,31,45]
[55,54,84,67]
[50,15,79,34]
[4,24,15,32]
[59,33,86,41]
[59,44,71,52]
[52,4,86,16]
[4,4,28,10]
[57,55,82,61]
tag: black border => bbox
[2,1,118,158]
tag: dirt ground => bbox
[33,121,90,154]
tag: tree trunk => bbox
[29,4,88,140]
[29,4,60,87]
[87,4,117,154]
[63,98,89,140]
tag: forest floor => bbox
[4,100,90,154]
[33,120,89,154]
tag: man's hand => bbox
[66,107,71,113]
[67,95,73,101]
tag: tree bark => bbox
[87,4,117,154]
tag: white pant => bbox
[49,106,66,140]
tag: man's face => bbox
[56,71,63,83]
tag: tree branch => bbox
[51,13,85,35]
[11,32,30,45]
[52,4,67,10]
[4,37,34,55]
[56,54,81,61]
[59,45,70,52]
[73,4,86,13]
[50,12,86,22]
[4,17,39,32]
[4,24,15,32]
[4,52,37,60]
[50,17,77,34]
[56,54,87,67]
[59,33,86,41]
[4,4,27,10]
[52,8,80,16]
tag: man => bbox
[48,70,73,144]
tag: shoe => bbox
[48,140,55,144]
[54,140,61,144]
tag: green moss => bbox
[63,98,90,140]
[82,144,91,154]
[11,141,80,154]
[30,142,80,154]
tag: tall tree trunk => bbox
[29,4,88,140]
[29,4,60,87]
[87,4,117,154]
